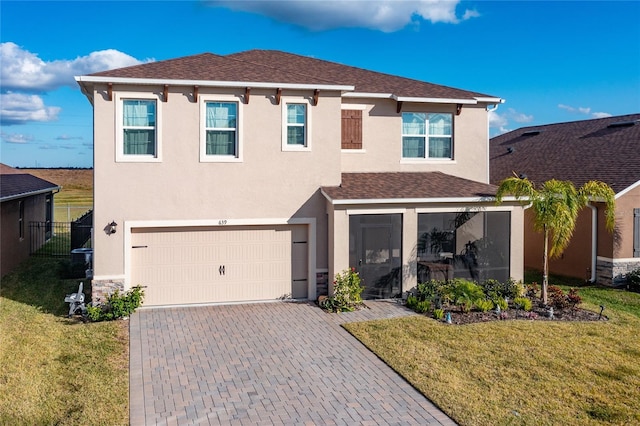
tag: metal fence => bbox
[30,210,93,257]
[54,205,93,222]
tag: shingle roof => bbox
[322,172,498,202]
[0,174,59,201]
[87,49,496,101]
[489,114,640,194]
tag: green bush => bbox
[405,294,418,310]
[433,308,445,320]
[494,298,508,311]
[627,268,640,292]
[474,299,494,312]
[416,279,447,301]
[513,297,532,311]
[481,278,524,300]
[88,285,145,322]
[415,300,431,314]
[449,279,485,312]
[321,268,364,312]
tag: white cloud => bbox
[207,0,479,32]
[56,134,83,141]
[489,107,534,135]
[1,131,35,144]
[0,93,61,125]
[1,42,152,92]
[558,103,611,119]
[507,108,533,123]
[489,110,510,134]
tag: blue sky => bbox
[1,0,639,168]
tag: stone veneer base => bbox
[91,279,125,304]
[596,258,640,287]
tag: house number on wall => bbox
[218,220,228,225]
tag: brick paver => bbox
[130,300,456,425]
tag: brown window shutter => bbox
[341,110,362,149]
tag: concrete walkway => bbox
[130,300,456,425]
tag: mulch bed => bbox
[445,303,607,325]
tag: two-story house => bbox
[76,50,525,306]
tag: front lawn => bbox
[0,257,128,426]
[345,286,640,425]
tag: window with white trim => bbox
[282,101,311,151]
[116,94,162,162]
[200,97,242,162]
[205,102,237,155]
[402,113,452,159]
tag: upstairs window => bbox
[402,113,453,159]
[200,97,242,162]
[205,102,238,156]
[287,104,306,146]
[123,100,157,155]
[116,94,161,162]
[282,100,312,151]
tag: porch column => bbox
[329,207,349,294]
[510,207,525,282]
[402,208,418,293]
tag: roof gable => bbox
[489,114,640,194]
[0,174,59,201]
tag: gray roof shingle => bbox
[0,174,59,201]
[489,114,640,194]
[322,172,498,201]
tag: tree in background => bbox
[496,176,615,305]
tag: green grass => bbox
[345,286,640,426]
[0,257,128,426]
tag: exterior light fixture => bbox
[108,221,117,235]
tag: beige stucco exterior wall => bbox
[92,84,342,282]
[524,208,594,280]
[613,185,640,259]
[340,101,490,183]
[1,194,49,277]
[326,203,525,295]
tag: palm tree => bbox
[495,176,615,305]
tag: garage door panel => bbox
[131,225,308,306]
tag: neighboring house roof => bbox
[490,114,640,195]
[78,50,500,104]
[0,163,23,174]
[322,172,499,204]
[0,174,60,202]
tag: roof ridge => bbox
[222,50,343,86]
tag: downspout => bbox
[587,202,597,283]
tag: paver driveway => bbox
[130,300,456,425]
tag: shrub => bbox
[481,278,523,300]
[567,288,582,309]
[88,285,145,322]
[322,268,364,312]
[494,298,508,311]
[433,309,445,320]
[450,279,485,311]
[415,300,431,314]
[627,268,640,292]
[474,299,494,312]
[526,282,540,299]
[416,279,447,302]
[405,295,418,310]
[513,297,532,311]
[548,285,569,309]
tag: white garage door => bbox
[130,225,308,306]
